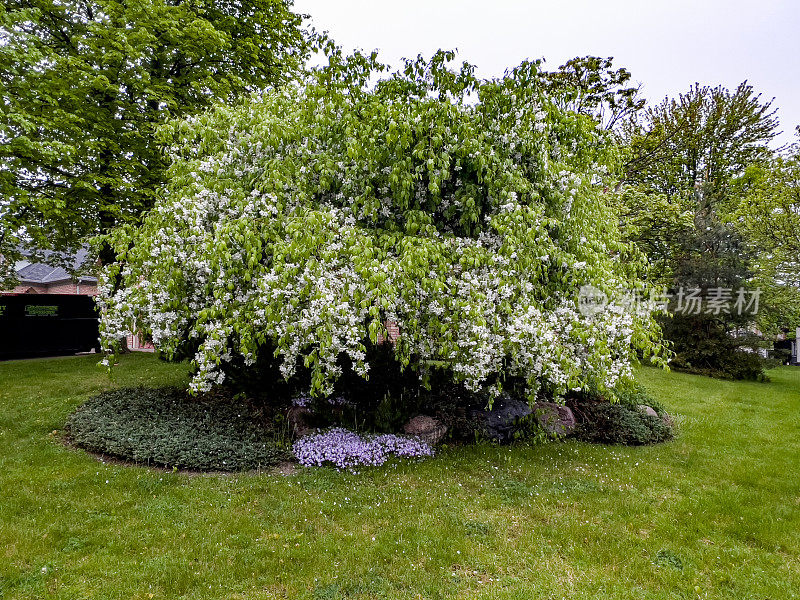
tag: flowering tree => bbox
[99,50,665,399]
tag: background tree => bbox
[621,82,778,195]
[617,82,784,377]
[0,0,310,284]
[539,55,645,132]
[613,186,695,288]
[660,183,766,379]
[731,133,800,333]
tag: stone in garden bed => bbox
[287,405,314,437]
[637,404,659,418]
[468,396,533,443]
[403,415,448,445]
[532,401,576,436]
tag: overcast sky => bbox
[294,0,799,147]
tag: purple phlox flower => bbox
[291,394,353,408]
[292,427,433,470]
[291,394,313,408]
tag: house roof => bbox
[15,248,97,284]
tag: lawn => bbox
[0,353,798,599]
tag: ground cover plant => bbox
[65,387,286,471]
[292,428,433,470]
[62,372,671,473]
[1,353,798,599]
[570,402,672,446]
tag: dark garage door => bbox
[0,294,100,360]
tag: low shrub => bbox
[612,384,668,415]
[570,401,673,446]
[661,314,771,381]
[66,387,286,471]
[670,349,771,381]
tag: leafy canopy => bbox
[732,140,800,332]
[539,55,645,132]
[622,82,778,197]
[617,81,785,376]
[100,50,665,398]
[0,0,310,283]
[618,80,781,291]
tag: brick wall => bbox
[8,284,48,294]
[376,320,401,345]
[47,281,97,295]
[126,333,155,352]
[2,281,97,295]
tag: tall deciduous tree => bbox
[0,0,310,283]
[731,135,800,332]
[619,81,780,285]
[618,83,782,377]
[622,82,778,197]
[735,138,800,267]
[539,55,645,132]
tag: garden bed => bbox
[64,379,674,472]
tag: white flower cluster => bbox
[99,54,665,398]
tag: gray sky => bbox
[294,0,800,147]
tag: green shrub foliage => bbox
[99,49,666,401]
[66,387,285,471]
[569,401,672,445]
[612,383,668,415]
[566,384,673,445]
[661,313,770,381]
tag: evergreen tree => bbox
[661,184,766,379]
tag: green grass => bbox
[1,353,798,599]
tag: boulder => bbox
[403,415,447,445]
[287,406,314,438]
[533,402,576,436]
[637,404,659,418]
[469,396,532,443]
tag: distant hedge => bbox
[66,387,286,471]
